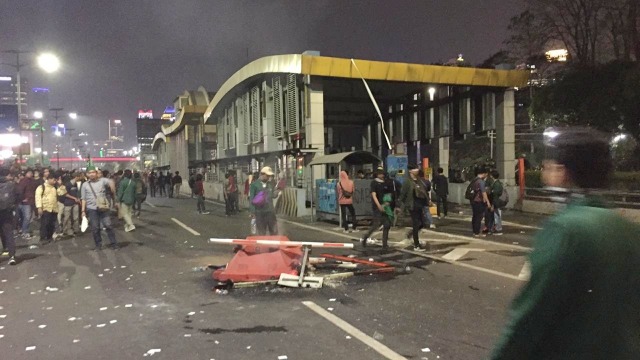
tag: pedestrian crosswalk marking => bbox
[441,248,485,261]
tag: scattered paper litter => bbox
[97,324,106,328]
[45,307,53,310]
[98,274,103,277]
[120,265,127,269]
[84,286,91,290]
[246,346,251,349]
[143,349,161,357]
[29,276,35,280]
[125,304,133,308]
[421,348,431,352]
[45,286,59,292]
[184,334,191,337]
[0,334,4,338]
[110,320,117,324]
[187,312,195,316]
[162,292,166,296]
[327,308,334,311]
[25,346,36,351]
[73,339,80,343]
[140,271,147,274]
[104,269,110,272]
[83,325,91,329]
[68,317,77,321]
[30,292,36,295]
[28,245,38,249]
[125,278,131,281]
[150,305,158,308]
[278,356,288,360]
[329,298,336,302]
[38,325,46,329]
[214,340,219,344]
[0,315,6,319]
[99,307,108,311]
[345,336,351,339]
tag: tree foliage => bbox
[505,0,639,64]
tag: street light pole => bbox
[47,107,63,167]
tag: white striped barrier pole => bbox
[208,238,354,249]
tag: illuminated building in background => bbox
[545,49,569,62]
[30,88,50,117]
[137,109,153,119]
[161,105,175,121]
[0,75,28,121]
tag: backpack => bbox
[0,182,15,210]
[465,179,480,201]
[495,183,509,208]
[135,180,147,201]
[414,179,428,199]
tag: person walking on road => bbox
[489,170,505,235]
[398,165,429,252]
[468,167,491,237]
[165,171,173,198]
[117,169,137,232]
[188,173,196,198]
[157,172,165,197]
[359,168,394,250]
[81,166,119,251]
[432,167,449,218]
[491,127,640,359]
[61,174,81,237]
[133,172,146,217]
[0,168,18,265]
[337,170,357,233]
[148,171,156,198]
[35,173,63,244]
[194,174,209,215]
[15,169,38,239]
[249,166,278,235]
[172,171,182,198]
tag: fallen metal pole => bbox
[209,238,354,249]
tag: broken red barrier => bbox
[213,236,303,283]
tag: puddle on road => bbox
[199,325,287,335]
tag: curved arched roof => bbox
[151,132,167,151]
[203,54,530,122]
[161,86,211,136]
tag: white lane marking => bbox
[457,216,542,230]
[398,249,524,281]
[145,201,157,208]
[302,301,407,360]
[422,229,532,251]
[171,218,200,236]
[518,261,531,280]
[441,248,485,261]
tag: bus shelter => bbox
[309,151,382,226]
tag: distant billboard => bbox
[138,109,153,119]
[0,105,19,134]
[161,105,175,121]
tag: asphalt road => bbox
[0,195,536,360]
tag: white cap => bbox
[260,166,274,176]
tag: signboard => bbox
[0,105,19,134]
[138,109,153,119]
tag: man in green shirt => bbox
[491,128,640,359]
[249,166,278,235]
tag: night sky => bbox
[0,0,524,149]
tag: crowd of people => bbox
[0,166,150,265]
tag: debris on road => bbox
[45,286,59,292]
[143,348,161,356]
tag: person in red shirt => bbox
[337,170,357,233]
[194,174,209,215]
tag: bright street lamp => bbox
[33,111,43,119]
[36,53,61,73]
[69,112,77,120]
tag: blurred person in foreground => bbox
[490,127,640,359]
